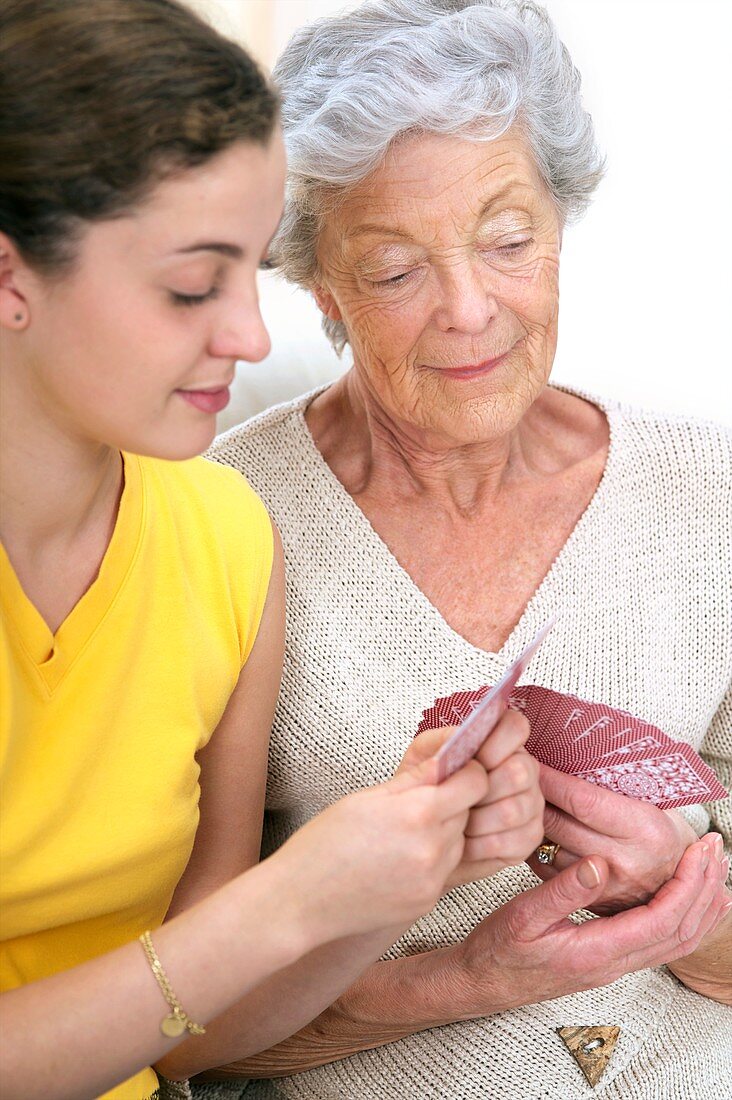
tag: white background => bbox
[192,0,732,429]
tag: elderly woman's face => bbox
[315,129,561,443]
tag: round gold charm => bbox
[161,1012,187,1038]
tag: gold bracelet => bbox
[139,930,206,1038]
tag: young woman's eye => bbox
[169,286,220,307]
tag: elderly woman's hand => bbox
[401,712,545,888]
[528,764,724,915]
[452,839,728,1016]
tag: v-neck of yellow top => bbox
[0,453,146,695]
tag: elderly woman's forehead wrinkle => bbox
[326,143,557,263]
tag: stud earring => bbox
[14,312,24,323]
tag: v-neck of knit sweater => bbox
[288,383,621,663]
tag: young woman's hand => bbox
[271,752,490,944]
[398,711,545,888]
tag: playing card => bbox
[416,688,485,734]
[432,618,555,783]
[436,687,491,727]
[516,685,678,771]
[573,742,728,809]
[538,731,674,771]
[418,681,728,807]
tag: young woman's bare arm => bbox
[1,531,494,1097]
[0,838,317,1100]
[0,532,302,1100]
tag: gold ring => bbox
[535,840,561,866]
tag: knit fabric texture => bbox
[205,386,732,1100]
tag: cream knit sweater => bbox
[203,387,732,1100]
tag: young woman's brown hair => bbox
[0,0,278,272]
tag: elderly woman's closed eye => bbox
[201,2,732,1098]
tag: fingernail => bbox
[713,834,724,858]
[722,857,730,879]
[722,900,732,915]
[701,847,710,870]
[578,858,601,888]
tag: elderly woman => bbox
[198,1,731,1097]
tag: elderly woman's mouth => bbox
[424,351,511,380]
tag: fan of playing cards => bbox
[420,620,728,809]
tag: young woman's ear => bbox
[0,234,32,331]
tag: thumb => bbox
[520,857,609,939]
[393,727,457,780]
[388,751,443,790]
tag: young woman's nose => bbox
[209,295,272,363]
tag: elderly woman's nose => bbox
[209,297,272,364]
[433,263,499,335]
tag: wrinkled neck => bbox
[313,370,542,517]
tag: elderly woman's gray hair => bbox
[271,0,604,353]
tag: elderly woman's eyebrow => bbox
[352,242,421,269]
[346,223,416,242]
[476,182,534,219]
[346,187,531,249]
[477,207,533,231]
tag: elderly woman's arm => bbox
[197,717,731,1082]
[666,690,732,1001]
[664,908,732,1003]
[199,839,725,1080]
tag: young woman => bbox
[0,2,547,1098]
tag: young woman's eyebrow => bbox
[174,241,243,259]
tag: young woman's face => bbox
[19,136,286,460]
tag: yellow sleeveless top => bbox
[0,453,273,1100]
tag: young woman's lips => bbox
[432,351,510,379]
[177,386,231,414]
